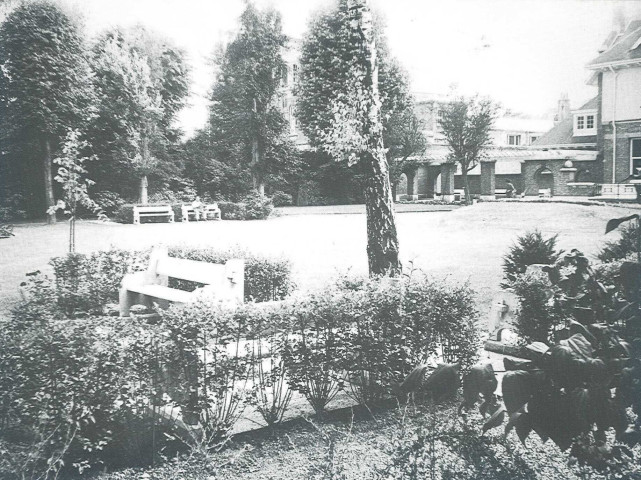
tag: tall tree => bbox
[0,0,92,223]
[89,27,189,203]
[208,3,295,196]
[297,0,402,276]
[386,107,426,199]
[438,96,498,204]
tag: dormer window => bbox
[508,135,521,146]
[573,110,597,136]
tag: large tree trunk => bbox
[42,137,56,224]
[251,100,265,196]
[364,152,401,276]
[139,175,148,204]
[350,0,401,277]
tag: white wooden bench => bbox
[453,189,465,201]
[181,203,221,222]
[119,247,244,317]
[538,188,552,198]
[133,205,174,225]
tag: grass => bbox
[0,202,635,317]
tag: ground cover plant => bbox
[469,215,641,474]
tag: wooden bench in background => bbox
[181,203,221,222]
[119,246,244,316]
[133,205,174,225]
[538,188,552,198]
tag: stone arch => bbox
[535,166,554,194]
[435,173,442,195]
[396,173,409,200]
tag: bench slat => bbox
[156,257,226,285]
[136,285,195,304]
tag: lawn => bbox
[0,201,635,319]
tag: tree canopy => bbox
[0,0,92,222]
[438,96,498,203]
[207,3,299,196]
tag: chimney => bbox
[554,93,570,125]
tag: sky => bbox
[55,0,637,136]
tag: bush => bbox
[511,270,564,344]
[168,245,295,302]
[93,191,125,217]
[271,191,293,207]
[244,193,274,219]
[598,222,640,263]
[502,230,562,288]
[218,201,247,220]
[0,315,168,478]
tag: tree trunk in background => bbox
[251,99,265,196]
[140,132,150,204]
[349,0,401,276]
[364,152,401,276]
[462,167,471,204]
[42,137,56,224]
[140,175,148,204]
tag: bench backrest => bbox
[147,247,244,302]
[135,205,172,213]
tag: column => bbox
[440,163,456,203]
[480,160,496,201]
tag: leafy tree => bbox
[208,3,297,196]
[296,2,420,201]
[48,130,104,253]
[0,0,93,223]
[386,107,426,199]
[89,27,189,203]
[502,229,563,288]
[438,96,498,204]
[297,0,401,276]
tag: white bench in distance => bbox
[133,205,174,225]
[181,203,221,222]
[538,188,552,199]
[119,246,244,317]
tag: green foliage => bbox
[167,245,294,303]
[0,0,93,217]
[93,191,126,217]
[438,96,498,203]
[502,230,563,288]
[599,222,641,263]
[87,26,189,202]
[271,190,293,207]
[511,271,564,344]
[217,194,274,220]
[207,3,299,194]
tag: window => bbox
[577,116,585,129]
[586,115,594,129]
[632,139,641,177]
[292,64,298,84]
[530,136,538,144]
[437,109,444,120]
[508,135,521,146]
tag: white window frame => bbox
[573,109,597,137]
[631,138,641,177]
[508,134,521,146]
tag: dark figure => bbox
[506,181,516,198]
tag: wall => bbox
[602,121,641,183]
[602,68,641,122]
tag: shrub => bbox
[511,270,563,344]
[168,245,295,302]
[0,223,13,239]
[0,315,167,478]
[218,201,247,220]
[281,288,349,414]
[271,190,293,207]
[159,300,250,440]
[502,230,562,288]
[93,191,125,218]
[598,222,640,263]
[244,192,274,220]
[114,203,135,224]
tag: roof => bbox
[588,20,641,68]
[577,97,599,111]
[531,116,596,147]
[493,116,552,133]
